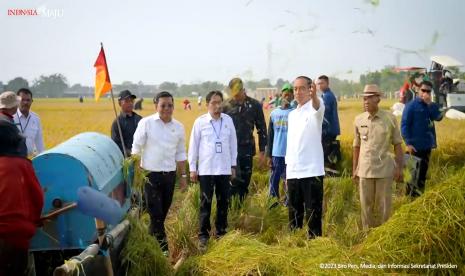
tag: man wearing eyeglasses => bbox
[188,90,237,248]
[14,88,44,157]
[111,90,142,156]
[401,80,444,197]
[132,91,187,257]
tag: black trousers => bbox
[230,154,253,201]
[144,171,176,251]
[199,175,230,240]
[322,136,340,169]
[0,240,28,276]
[406,149,431,197]
[287,176,324,238]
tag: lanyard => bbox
[16,113,31,133]
[210,118,223,139]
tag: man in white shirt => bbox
[197,95,202,108]
[286,76,325,239]
[132,91,188,256]
[14,89,44,157]
[188,91,237,248]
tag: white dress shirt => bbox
[286,98,326,179]
[14,110,45,156]
[188,113,237,176]
[131,113,187,172]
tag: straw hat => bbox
[0,91,21,109]
[361,84,383,97]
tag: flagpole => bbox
[100,42,128,158]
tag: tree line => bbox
[2,67,464,98]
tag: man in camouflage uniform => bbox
[222,78,267,202]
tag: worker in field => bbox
[222,77,267,202]
[183,98,192,110]
[285,76,325,239]
[111,90,142,157]
[266,83,294,205]
[131,91,188,257]
[0,120,44,275]
[188,90,237,249]
[352,84,403,230]
[0,91,27,157]
[197,94,203,109]
[13,88,45,157]
[317,75,341,173]
[401,80,444,197]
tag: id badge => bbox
[215,141,222,153]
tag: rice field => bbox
[33,97,465,275]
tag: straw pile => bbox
[122,151,465,275]
[121,217,173,276]
[176,169,465,275]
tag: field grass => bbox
[32,97,465,275]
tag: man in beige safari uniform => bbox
[352,84,403,230]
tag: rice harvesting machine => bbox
[29,132,135,275]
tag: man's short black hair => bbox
[318,75,329,82]
[420,80,433,88]
[153,91,174,104]
[206,90,223,104]
[295,76,312,86]
[17,88,33,98]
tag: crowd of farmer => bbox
[0,75,443,273]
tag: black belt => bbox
[152,171,175,175]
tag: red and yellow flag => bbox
[94,46,112,101]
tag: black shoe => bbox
[268,201,280,210]
[199,238,208,250]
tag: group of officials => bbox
[107,75,443,255]
[0,75,443,273]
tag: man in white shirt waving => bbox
[286,76,325,239]
[132,91,188,256]
[14,88,44,157]
[188,91,237,248]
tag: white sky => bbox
[1,0,464,86]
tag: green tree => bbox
[178,84,199,97]
[245,80,258,91]
[361,71,382,86]
[114,81,138,96]
[6,77,29,92]
[359,66,407,94]
[330,78,362,97]
[33,74,68,97]
[256,78,272,88]
[199,81,224,95]
[275,78,288,90]
[159,82,178,93]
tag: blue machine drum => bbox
[31,132,131,251]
